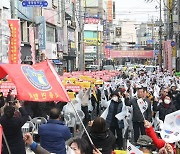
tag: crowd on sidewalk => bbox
[0,68,180,154]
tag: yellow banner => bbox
[95,80,104,85]
[76,81,91,88]
[80,76,96,82]
[67,92,76,100]
[168,0,173,10]
[84,38,100,46]
[172,46,177,57]
[63,78,77,84]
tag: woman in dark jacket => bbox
[153,95,176,121]
[0,100,28,154]
[82,117,116,154]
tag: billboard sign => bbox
[36,16,46,50]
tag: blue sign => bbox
[36,16,46,50]
[147,39,153,43]
[22,0,48,7]
[154,50,159,55]
[171,41,176,47]
[105,45,113,49]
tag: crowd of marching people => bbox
[0,67,180,154]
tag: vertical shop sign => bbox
[36,16,46,50]
[8,19,21,64]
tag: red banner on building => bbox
[0,60,70,102]
[107,0,113,22]
[84,18,100,24]
[8,19,21,64]
[163,40,172,73]
[110,50,154,58]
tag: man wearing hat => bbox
[136,135,154,153]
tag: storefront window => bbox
[46,24,55,42]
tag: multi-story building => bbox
[163,0,180,71]
[0,0,80,74]
[83,0,113,68]
[0,1,11,63]
[136,21,159,50]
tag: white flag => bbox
[137,98,148,114]
[127,140,143,154]
[160,110,180,143]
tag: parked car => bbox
[102,65,115,70]
[85,65,100,71]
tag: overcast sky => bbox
[115,0,161,22]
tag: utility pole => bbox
[159,0,163,70]
[168,0,174,40]
[79,0,85,71]
[96,24,99,65]
[10,0,17,18]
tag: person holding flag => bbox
[0,100,28,154]
[125,86,152,142]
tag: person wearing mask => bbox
[125,86,152,142]
[82,117,116,154]
[38,107,71,154]
[153,95,176,121]
[106,90,124,149]
[0,100,28,154]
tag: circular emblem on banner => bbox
[21,66,51,91]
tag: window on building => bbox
[84,31,97,38]
[46,24,55,42]
[20,20,30,42]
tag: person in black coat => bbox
[153,95,176,121]
[0,100,28,154]
[125,87,152,142]
[106,90,124,150]
[82,117,116,154]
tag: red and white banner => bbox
[8,19,21,64]
[110,50,154,58]
[0,60,70,102]
[0,81,17,96]
[104,48,111,58]
[65,85,81,92]
[163,40,172,73]
[84,18,100,24]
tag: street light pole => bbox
[96,24,99,65]
[79,0,85,71]
[159,0,163,70]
